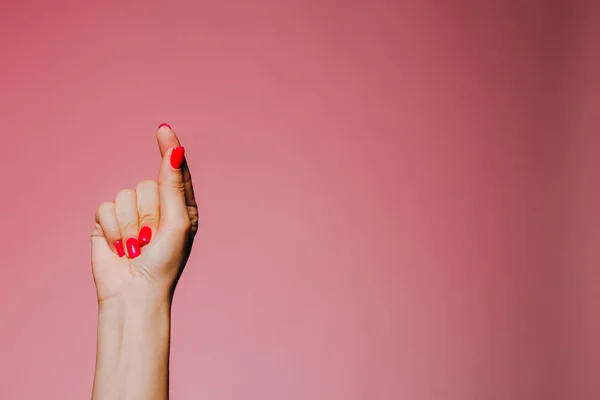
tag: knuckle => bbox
[159,179,185,192]
[97,202,114,216]
[98,201,112,211]
[121,221,139,235]
[139,213,158,226]
[115,188,135,201]
[188,207,199,230]
[90,222,104,237]
[171,179,185,192]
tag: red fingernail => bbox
[138,226,152,246]
[126,238,141,258]
[158,123,171,130]
[170,146,185,169]
[115,240,125,258]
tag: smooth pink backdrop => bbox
[0,1,598,399]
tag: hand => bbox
[90,124,198,307]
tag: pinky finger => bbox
[95,202,125,257]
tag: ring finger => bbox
[114,189,141,258]
[136,180,160,247]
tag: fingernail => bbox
[158,123,171,130]
[115,240,125,258]
[126,238,141,258]
[170,146,185,169]
[138,226,152,246]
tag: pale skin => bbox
[90,124,198,400]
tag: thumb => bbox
[158,146,189,230]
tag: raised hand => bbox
[90,124,198,306]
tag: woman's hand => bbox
[91,124,198,400]
[90,124,198,308]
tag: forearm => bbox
[92,296,172,400]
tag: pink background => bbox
[0,1,598,399]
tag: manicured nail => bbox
[126,238,141,258]
[138,226,152,246]
[170,146,185,169]
[158,123,171,130]
[115,240,125,258]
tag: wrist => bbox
[98,291,172,320]
[96,291,172,356]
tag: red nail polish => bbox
[158,123,171,130]
[115,240,125,257]
[170,146,185,169]
[126,238,141,258]
[138,226,152,246]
